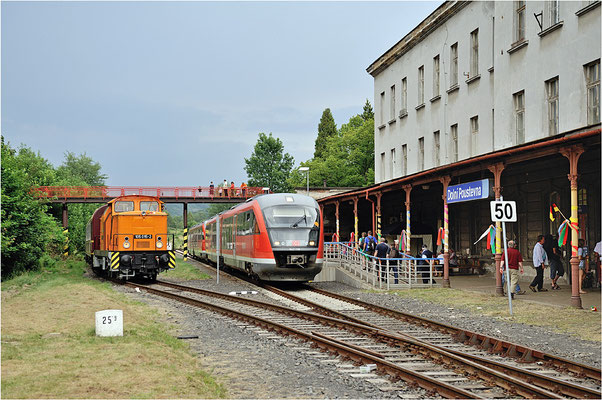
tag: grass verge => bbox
[161,258,212,281]
[389,288,601,342]
[1,258,226,399]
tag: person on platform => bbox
[544,233,564,290]
[449,248,458,269]
[230,181,236,196]
[222,179,228,197]
[419,244,434,284]
[358,232,367,268]
[594,240,602,289]
[374,237,390,281]
[436,250,444,277]
[363,231,377,271]
[578,239,589,294]
[240,182,247,197]
[209,181,215,197]
[500,240,525,299]
[387,239,400,284]
[529,235,548,292]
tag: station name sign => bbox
[447,179,490,204]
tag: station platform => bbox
[447,273,601,310]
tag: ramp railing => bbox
[324,242,439,289]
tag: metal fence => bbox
[324,242,439,290]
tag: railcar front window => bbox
[114,201,134,212]
[263,206,318,228]
[140,201,159,212]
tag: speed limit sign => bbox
[490,200,517,222]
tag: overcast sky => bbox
[2,1,440,187]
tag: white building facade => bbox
[368,0,601,183]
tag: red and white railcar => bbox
[189,193,323,281]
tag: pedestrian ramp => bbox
[318,243,440,290]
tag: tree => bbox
[362,99,374,121]
[1,138,63,279]
[289,112,374,188]
[56,152,107,186]
[52,152,108,254]
[314,108,337,159]
[244,133,294,193]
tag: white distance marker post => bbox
[490,197,517,315]
[95,309,123,336]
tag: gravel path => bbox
[112,263,600,399]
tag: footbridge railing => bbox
[324,242,439,290]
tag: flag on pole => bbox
[474,225,493,245]
[400,230,406,252]
[437,227,445,246]
[558,220,569,246]
[488,225,496,253]
[552,203,560,212]
[549,206,555,221]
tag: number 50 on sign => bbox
[490,200,517,222]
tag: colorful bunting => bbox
[549,206,555,222]
[399,230,407,252]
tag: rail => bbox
[324,242,439,289]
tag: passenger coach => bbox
[189,193,323,281]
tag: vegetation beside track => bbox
[1,258,227,399]
[161,258,212,280]
[389,288,601,342]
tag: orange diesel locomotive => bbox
[85,195,175,279]
[188,193,323,281]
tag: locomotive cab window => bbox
[114,201,134,212]
[140,201,159,212]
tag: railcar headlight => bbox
[274,241,281,246]
[123,240,131,249]
[309,241,315,246]
[156,241,163,249]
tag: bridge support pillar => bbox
[183,203,188,261]
[62,203,69,257]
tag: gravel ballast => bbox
[115,263,600,398]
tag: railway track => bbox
[130,280,563,399]
[173,251,602,398]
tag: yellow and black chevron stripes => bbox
[168,251,176,269]
[63,229,69,257]
[110,252,120,270]
[183,227,188,261]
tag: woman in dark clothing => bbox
[544,233,564,290]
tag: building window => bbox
[390,85,396,122]
[514,90,525,144]
[418,137,424,171]
[380,91,385,125]
[433,55,440,97]
[418,66,425,105]
[546,77,559,135]
[450,43,458,87]
[433,131,440,167]
[401,77,407,115]
[546,0,559,27]
[401,144,407,175]
[514,1,526,43]
[451,124,458,162]
[380,152,385,181]
[470,116,479,156]
[390,148,396,178]
[585,60,600,124]
[470,29,479,77]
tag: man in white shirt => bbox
[529,235,547,292]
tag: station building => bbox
[317,1,601,307]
